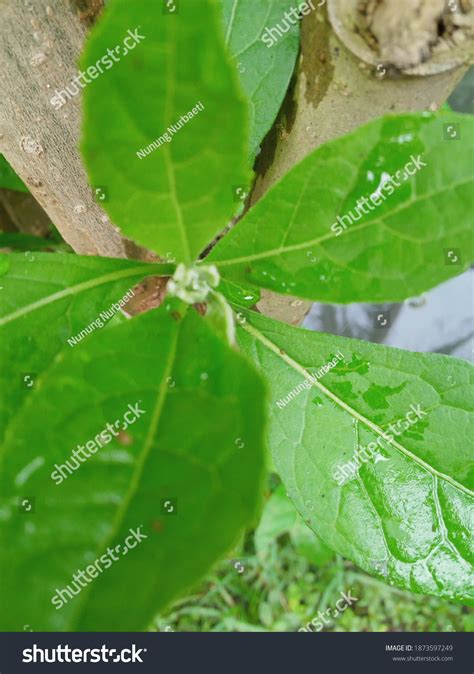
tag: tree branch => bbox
[253,2,471,324]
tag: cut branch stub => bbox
[327,0,474,75]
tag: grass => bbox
[151,479,471,633]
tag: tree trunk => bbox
[0,0,145,258]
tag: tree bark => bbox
[0,0,145,258]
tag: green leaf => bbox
[218,277,260,308]
[0,155,28,193]
[0,231,71,253]
[81,0,249,263]
[0,253,171,439]
[254,484,297,557]
[290,515,334,567]
[0,304,266,630]
[255,484,333,565]
[209,113,474,303]
[221,0,299,157]
[237,310,474,603]
[0,233,53,252]
[204,291,236,345]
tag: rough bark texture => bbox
[254,3,470,324]
[0,0,145,258]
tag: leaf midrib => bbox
[70,307,185,630]
[0,263,171,327]
[241,319,474,498]
[164,7,191,263]
[213,177,472,267]
[224,0,239,45]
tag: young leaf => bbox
[0,305,266,630]
[290,514,334,567]
[0,253,171,439]
[81,0,249,263]
[209,113,474,303]
[0,233,55,252]
[221,0,300,157]
[0,228,72,254]
[255,484,299,558]
[0,155,28,193]
[237,310,474,603]
[217,278,260,308]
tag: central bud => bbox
[167,263,220,304]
